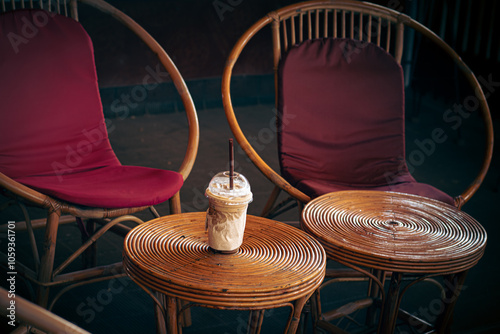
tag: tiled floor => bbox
[1,92,499,333]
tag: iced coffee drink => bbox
[205,171,253,253]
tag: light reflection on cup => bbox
[205,171,252,253]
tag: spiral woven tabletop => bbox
[301,191,487,274]
[123,212,326,308]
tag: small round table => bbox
[300,191,487,334]
[123,212,326,334]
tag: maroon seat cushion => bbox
[0,9,182,208]
[14,166,182,208]
[295,179,454,206]
[277,38,454,206]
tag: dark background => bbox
[59,0,498,138]
[1,0,499,333]
[80,0,499,84]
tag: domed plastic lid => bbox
[207,171,252,200]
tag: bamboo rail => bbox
[222,0,494,214]
[0,0,199,312]
[301,190,487,333]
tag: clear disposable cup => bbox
[205,171,253,253]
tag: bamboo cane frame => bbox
[301,190,487,332]
[0,0,199,310]
[123,212,326,334]
[221,0,494,211]
[0,287,91,334]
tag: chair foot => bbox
[82,219,98,269]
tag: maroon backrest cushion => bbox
[278,38,414,187]
[0,9,119,180]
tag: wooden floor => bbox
[1,97,499,333]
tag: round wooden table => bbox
[300,191,487,334]
[123,212,326,334]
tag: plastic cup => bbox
[205,171,253,253]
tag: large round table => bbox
[300,190,487,333]
[123,212,326,334]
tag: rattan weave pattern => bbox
[301,191,487,274]
[123,212,326,308]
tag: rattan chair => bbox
[222,0,493,332]
[222,0,493,219]
[0,286,91,334]
[0,0,198,320]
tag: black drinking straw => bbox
[229,138,234,190]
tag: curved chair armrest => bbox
[222,0,493,208]
[402,16,494,207]
[80,0,199,181]
[222,14,310,205]
[0,287,91,334]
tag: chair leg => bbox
[36,209,61,308]
[434,271,468,334]
[248,310,265,334]
[286,295,311,334]
[299,299,311,333]
[169,192,182,215]
[261,185,281,217]
[365,269,385,326]
[309,290,322,334]
[168,192,192,329]
[82,219,97,268]
[150,205,161,218]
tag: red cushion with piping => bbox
[0,9,182,208]
[277,38,454,206]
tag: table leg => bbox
[153,292,167,334]
[179,300,192,327]
[366,269,385,327]
[166,296,179,334]
[248,310,265,334]
[434,271,468,334]
[286,294,312,334]
[378,272,402,334]
[37,209,60,308]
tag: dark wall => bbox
[80,0,418,87]
[77,0,498,117]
